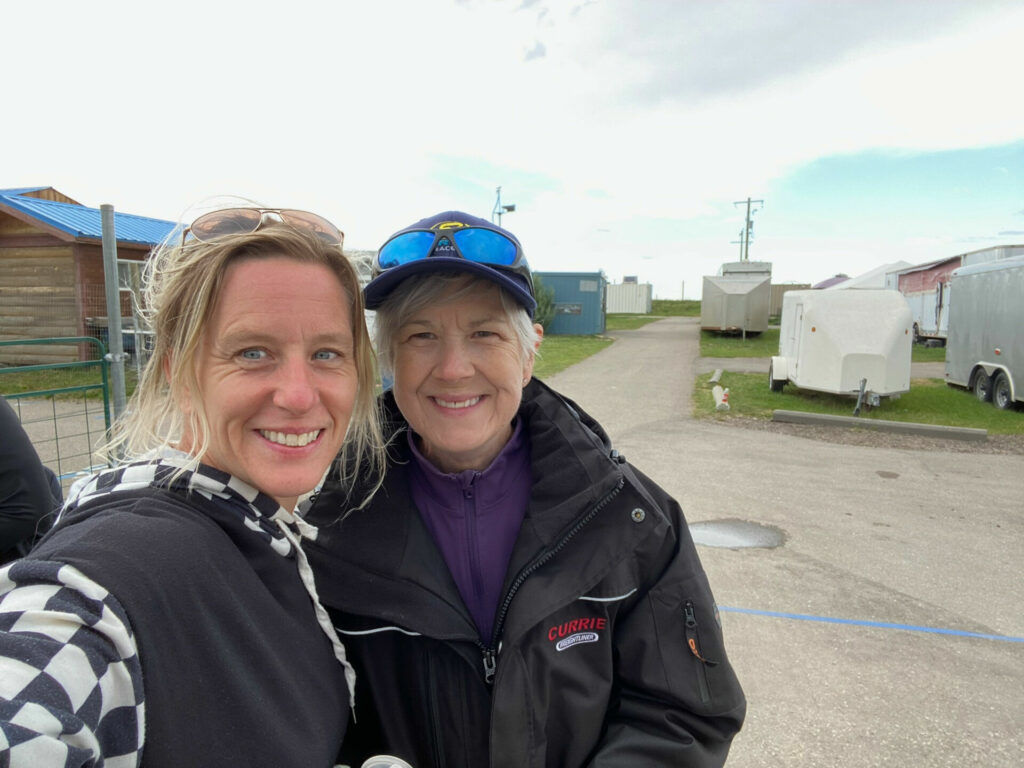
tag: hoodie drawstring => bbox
[273,511,357,711]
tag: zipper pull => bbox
[684,600,719,666]
[482,648,497,684]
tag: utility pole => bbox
[732,197,764,261]
[730,229,745,260]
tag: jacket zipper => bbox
[478,477,626,683]
[425,648,446,767]
[684,599,718,703]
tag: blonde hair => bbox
[103,223,385,497]
[373,273,541,377]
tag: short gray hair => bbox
[373,273,540,377]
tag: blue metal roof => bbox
[0,192,175,246]
[0,187,50,196]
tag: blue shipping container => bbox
[535,271,606,335]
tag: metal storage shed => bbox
[700,274,770,333]
[606,281,652,314]
[534,271,606,335]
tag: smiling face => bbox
[180,257,357,510]
[392,283,538,473]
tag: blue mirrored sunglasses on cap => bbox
[376,225,524,273]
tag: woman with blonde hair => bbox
[0,206,383,767]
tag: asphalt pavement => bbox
[543,316,1023,768]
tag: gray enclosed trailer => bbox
[944,255,1024,409]
[700,274,770,333]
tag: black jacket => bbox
[305,379,745,767]
[16,460,350,767]
[1,398,59,563]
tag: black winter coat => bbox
[305,379,745,767]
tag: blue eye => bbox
[241,349,266,360]
[313,350,338,361]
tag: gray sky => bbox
[5,0,1023,297]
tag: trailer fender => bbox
[991,367,1016,406]
[976,362,999,378]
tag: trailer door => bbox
[792,303,804,378]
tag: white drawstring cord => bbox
[273,510,357,710]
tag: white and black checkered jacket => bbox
[0,457,354,767]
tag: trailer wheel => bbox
[992,371,1014,410]
[971,369,991,402]
[768,363,785,392]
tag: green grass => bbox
[694,372,1024,434]
[605,299,701,331]
[605,314,664,331]
[533,334,614,380]
[911,344,946,363]
[699,329,780,357]
[653,299,701,316]
[0,366,138,400]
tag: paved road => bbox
[544,316,1022,768]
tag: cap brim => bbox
[364,257,537,315]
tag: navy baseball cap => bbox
[364,211,537,316]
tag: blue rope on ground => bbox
[718,606,1024,643]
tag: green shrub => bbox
[533,273,556,330]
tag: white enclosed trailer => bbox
[944,255,1024,409]
[769,289,912,411]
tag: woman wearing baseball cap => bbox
[305,211,745,767]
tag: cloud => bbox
[523,40,547,61]
[536,0,1014,107]
[998,231,1024,236]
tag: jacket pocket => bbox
[683,599,719,703]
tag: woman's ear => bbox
[523,324,544,386]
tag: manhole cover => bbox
[689,519,785,549]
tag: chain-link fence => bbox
[1,338,112,494]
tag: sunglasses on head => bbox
[375,225,524,272]
[182,208,344,246]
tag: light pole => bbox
[492,186,516,226]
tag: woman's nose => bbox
[434,341,474,381]
[273,359,318,412]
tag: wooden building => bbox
[0,187,175,364]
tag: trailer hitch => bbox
[853,378,881,416]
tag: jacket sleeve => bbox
[588,475,746,767]
[0,559,144,767]
[0,400,58,560]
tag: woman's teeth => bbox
[435,396,481,409]
[260,429,321,447]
